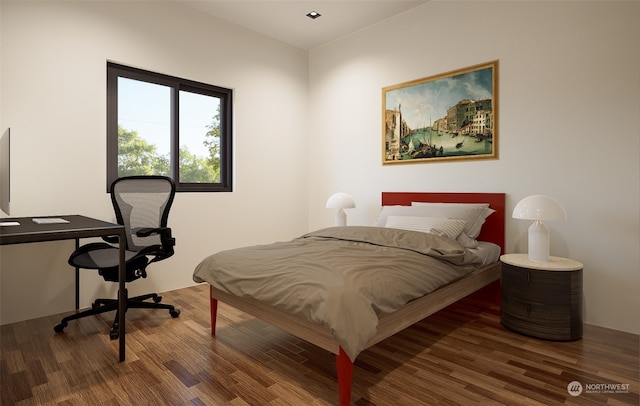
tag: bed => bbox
[193,192,505,405]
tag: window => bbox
[107,62,232,192]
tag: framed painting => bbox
[383,60,498,164]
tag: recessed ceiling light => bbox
[306,11,321,19]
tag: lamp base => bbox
[335,209,347,227]
[335,209,347,226]
[528,220,550,262]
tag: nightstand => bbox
[500,253,583,340]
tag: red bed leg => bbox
[336,347,354,406]
[210,285,218,336]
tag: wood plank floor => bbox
[1,284,638,405]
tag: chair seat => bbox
[69,242,149,282]
[69,242,139,268]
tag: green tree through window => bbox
[117,125,169,177]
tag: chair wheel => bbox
[170,308,180,318]
[153,295,162,303]
[54,322,67,333]
[109,328,119,340]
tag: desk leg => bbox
[75,239,80,311]
[118,230,127,362]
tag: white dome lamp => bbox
[512,195,567,262]
[326,192,356,226]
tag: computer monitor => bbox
[1,128,10,215]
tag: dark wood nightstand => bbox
[500,253,583,340]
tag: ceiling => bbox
[177,1,429,50]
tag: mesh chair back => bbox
[111,176,175,252]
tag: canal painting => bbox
[383,61,498,164]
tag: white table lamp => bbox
[326,192,356,226]
[512,195,567,262]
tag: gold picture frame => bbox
[383,60,499,164]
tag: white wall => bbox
[0,1,309,324]
[2,1,638,336]
[308,1,640,334]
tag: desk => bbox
[0,215,127,362]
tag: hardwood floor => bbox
[1,284,638,405]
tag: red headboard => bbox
[381,192,505,254]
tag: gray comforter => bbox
[193,226,483,361]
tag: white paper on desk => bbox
[32,218,70,224]
[0,221,20,226]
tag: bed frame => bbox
[208,192,505,405]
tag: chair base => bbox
[54,293,180,339]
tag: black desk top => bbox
[0,215,124,245]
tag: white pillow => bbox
[410,202,494,239]
[385,216,467,240]
[375,204,485,236]
[374,204,495,248]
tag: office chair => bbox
[54,175,180,339]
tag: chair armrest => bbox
[102,235,120,244]
[136,227,165,237]
[136,227,175,244]
[135,227,175,261]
